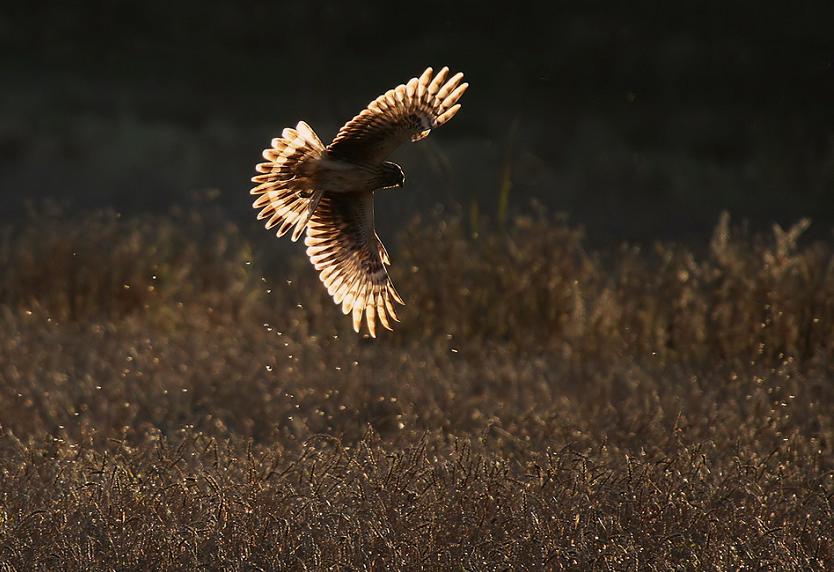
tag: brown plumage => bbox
[250,66,468,336]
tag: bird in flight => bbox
[250,66,468,337]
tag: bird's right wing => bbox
[304,192,403,337]
[250,121,326,242]
[326,66,468,164]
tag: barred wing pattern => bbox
[327,66,468,164]
[304,192,403,337]
[250,121,326,242]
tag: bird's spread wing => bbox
[304,192,403,337]
[326,66,468,164]
[250,121,326,242]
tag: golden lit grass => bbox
[0,205,832,569]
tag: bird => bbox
[249,66,468,337]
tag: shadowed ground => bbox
[0,205,832,569]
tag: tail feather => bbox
[251,121,326,242]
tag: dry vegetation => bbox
[1,203,833,570]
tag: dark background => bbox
[2,1,833,244]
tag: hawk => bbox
[250,66,468,337]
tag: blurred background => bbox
[1,1,833,245]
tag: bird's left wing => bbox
[326,66,468,164]
[304,192,403,337]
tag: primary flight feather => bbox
[250,66,468,337]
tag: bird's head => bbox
[378,161,405,190]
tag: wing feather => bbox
[250,121,326,242]
[304,193,402,337]
[326,66,468,164]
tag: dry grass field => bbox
[1,202,833,570]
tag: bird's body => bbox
[250,66,468,336]
[302,157,403,195]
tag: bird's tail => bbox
[250,121,327,242]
